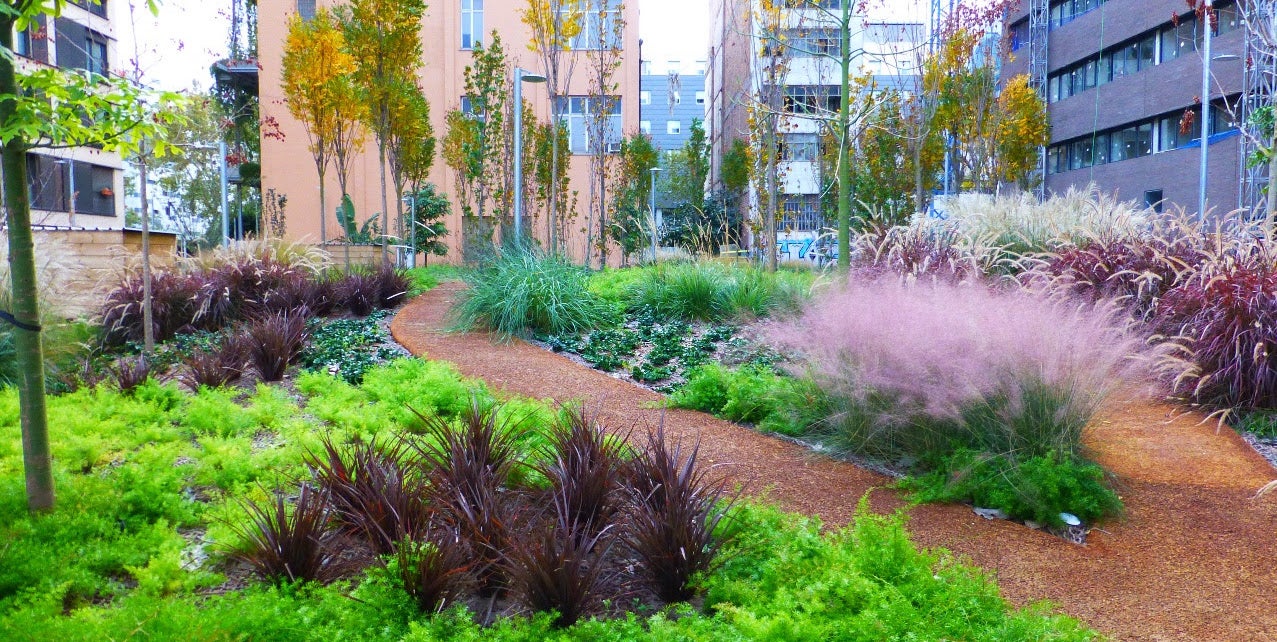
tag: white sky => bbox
[126,0,930,91]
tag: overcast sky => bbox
[126,0,930,91]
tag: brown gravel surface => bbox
[392,283,1277,642]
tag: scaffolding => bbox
[1027,0,1050,198]
[1242,1,1277,213]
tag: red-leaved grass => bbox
[770,277,1152,461]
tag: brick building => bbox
[1004,0,1247,212]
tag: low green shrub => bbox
[670,364,826,436]
[902,450,1123,528]
[453,246,615,339]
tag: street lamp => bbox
[649,166,662,263]
[513,67,547,243]
[1197,0,1236,221]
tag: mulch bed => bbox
[392,283,1277,642]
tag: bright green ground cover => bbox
[0,358,1098,641]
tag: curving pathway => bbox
[392,283,1277,641]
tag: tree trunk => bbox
[318,167,327,261]
[140,146,154,353]
[765,123,778,273]
[836,7,851,271]
[377,138,390,264]
[0,20,53,511]
[913,142,924,214]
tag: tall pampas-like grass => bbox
[770,277,1153,462]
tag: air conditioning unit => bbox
[605,142,622,154]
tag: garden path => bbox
[391,282,1277,642]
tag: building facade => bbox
[1003,0,1247,212]
[640,63,708,152]
[707,0,923,260]
[257,0,641,264]
[14,0,127,230]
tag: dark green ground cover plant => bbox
[302,310,402,384]
[0,357,1097,640]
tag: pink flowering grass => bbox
[770,277,1152,463]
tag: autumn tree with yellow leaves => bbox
[339,0,426,262]
[281,7,357,248]
[522,0,582,253]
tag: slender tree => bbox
[522,0,583,252]
[582,0,625,266]
[281,7,352,250]
[386,80,436,264]
[340,0,425,262]
[0,0,178,511]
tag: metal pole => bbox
[219,140,230,245]
[404,194,416,267]
[649,167,660,262]
[1199,0,1213,221]
[513,69,525,242]
[67,160,75,227]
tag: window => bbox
[86,32,107,76]
[1145,189,1164,213]
[14,26,30,58]
[695,91,706,105]
[555,95,622,154]
[461,0,483,50]
[71,0,107,18]
[565,0,622,50]
[1009,20,1029,52]
[1160,17,1198,63]
[640,120,651,134]
[667,120,680,135]
[74,162,114,215]
[1157,109,1198,151]
[296,0,315,20]
[640,91,651,105]
[1208,101,1236,136]
[1110,122,1152,162]
[781,133,817,162]
[783,85,839,114]
[671,91,681,105]
[784,28,841,58]
[779,195,822,232]
[27,155,67,212]
[1048,145,1066,174]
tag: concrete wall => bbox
[258,0,641,266]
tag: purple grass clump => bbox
[770,277,1151,461]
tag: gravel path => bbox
[392,283,1277,641]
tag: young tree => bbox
[340,0,426,261]
[408,183,450,265]
[522,0,582,252]
[281,7,352,249]
[608,132,658,263]
[744,0,793,271]
[666,118,709,210]
[583,0,625,267]
[0,0,180,511]
[386,80,436,263]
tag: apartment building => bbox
[14,0,127,230]
[640,61,708,152]
[257,0,640,263]
[707,0,923,259]
[1003,0,1246,211]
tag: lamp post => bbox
[649,166,662,263]
[513,67,547,243]
[402,193,416,268]
[1198,0,1214,221]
